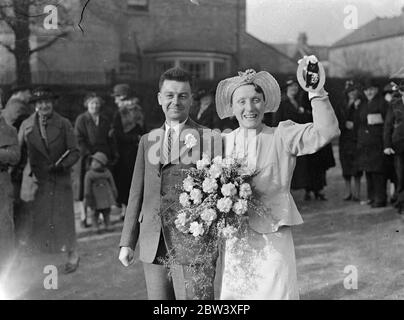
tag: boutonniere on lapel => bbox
[184,133,197,149]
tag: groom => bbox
[119,67,221,299]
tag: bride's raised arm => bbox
[277,58,340,156]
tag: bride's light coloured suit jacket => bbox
[119,118,221,263]
[223,96,340,233]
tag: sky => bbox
[247,0,404,46]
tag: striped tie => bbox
[163,128,174,163]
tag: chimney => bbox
[297,32,308,45]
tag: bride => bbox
[215,66,340,299]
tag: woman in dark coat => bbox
[111,97,145,219]
[74,93,118,227]
[356,79,389,207]
[337,82,363,201]
[18,88,80,273]
[273,79,313,198]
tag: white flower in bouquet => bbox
[175,212,187,227]
[233,199,248,216]
[221,225,238,239]
[202,178,218,194]
[184,133,198,149]
[183,176,195,192]
[212,156,223,166]
[239,183,252,199]
[196,153,211,170]
[221,182,237,197]
[200,208,217,223]
[209,164,223,179]
[217,197,233,213]
[189,221,204,237]
[190,188,203,205]
[179,192,191,207]
[222,157,235,168]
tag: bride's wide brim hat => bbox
[215,69,281,119]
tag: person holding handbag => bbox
[18,87,80,274]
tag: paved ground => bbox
[1,147,403,300]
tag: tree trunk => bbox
[13,0,32,85]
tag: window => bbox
[128,0,148,10]
[180,61,208,80]
[214,61,227,79]
[155,61,175,77]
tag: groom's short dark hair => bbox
[158,67,192,90]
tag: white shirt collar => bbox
[165,118,188,137]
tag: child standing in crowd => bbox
[84,152,118,233]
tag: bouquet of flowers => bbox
[160,153,269,299]
[175,153,261,241]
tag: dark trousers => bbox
[143,233,215,300]
[394,153,404,206]
[365,172,387,204]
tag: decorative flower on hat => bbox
[238,69,257,82]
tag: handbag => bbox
[20,161,38,202]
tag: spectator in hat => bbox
[336,80,363,201]
[2,85,34,243]
[190,88,221,130]
[111,83,132,109]
[356,78,389,208]
[74,92,119,228]
[84,152,118,232]
[111,97,145,220]
[0,109,20,271]
[18,87,80,273]
[384,80,404,213]
[2,85,33,130]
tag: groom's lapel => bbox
[162,118,201,169]
[145,124,165,172]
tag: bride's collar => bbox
[237,123,266,136]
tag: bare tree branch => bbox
[0,40,15,53]
[29,32,68,54]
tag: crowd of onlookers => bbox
[335,78,404,212]
[1,75,403,274]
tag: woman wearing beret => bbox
[18,87,80,273]
[215,65,340,299]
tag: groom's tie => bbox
[162,127,174,164]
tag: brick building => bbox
[328,8,404,78]
[0,0,296,85]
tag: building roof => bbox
[271,43,329,61]
[332,12,404,48]
[143,38,234,55]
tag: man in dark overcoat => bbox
[356,79,389,207]
[384,81,404,213]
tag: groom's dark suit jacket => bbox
[119,118,222,263]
